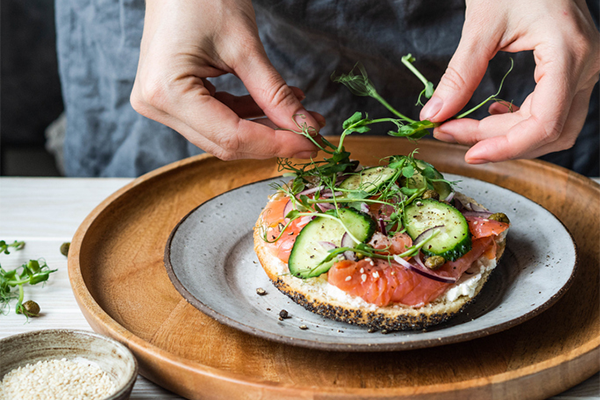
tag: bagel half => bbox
[253,191,508,331]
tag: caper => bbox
[489,213,510,224]
[21,300,40,317]
[422,190,440,200]
[60,242,70,257]
[424,255,446,270]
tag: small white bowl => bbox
[0,329,138,400]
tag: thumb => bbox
[420,16,501,123]
[236,51,321,135]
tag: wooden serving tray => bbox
[69,137,599,399]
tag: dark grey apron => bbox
[55,0,599,177]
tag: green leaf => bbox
[401,165,414,178]
[27,260,41,274]
[348,190,370,200]
[348,202,367,212]
[343,112,363,129]
[3,270,16,281]
[29,272,52,285]
[352,125,371,134]
[425,82,434,98]
[400,186,419,196]
[291,178,305,195]
[285,209,301,220]
[421,167,437,180]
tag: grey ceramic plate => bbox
[164,175,577,352]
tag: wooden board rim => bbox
[67,141,600,398]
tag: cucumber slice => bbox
[402,199,471,262]
[288,208,376,278]
[338,166,397,194]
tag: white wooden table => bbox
[0,177,598,400]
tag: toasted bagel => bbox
[254,191,508,331]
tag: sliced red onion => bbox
[413,225,445,247]
[461,211,493,218]
[360,203,370,213]
[299,215,315,225]
[335,174,352,186]
[414,251,428,269]
[341,233,357,261]
[453,198,464,211]
[319,190,343,198]
[315,202,335,211]
[444,191,455,202]
[283,200,293,219]
[393,254,457,284]
[392,254,413,269]
[299,185,326,196]
[378,218,387,234]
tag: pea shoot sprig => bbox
[0,241,57,318]
[1,240,25,255]
[332,55,514,139]
[262,56,508,271]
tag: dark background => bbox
[1,0,63,176]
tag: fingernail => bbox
[465,157,490,165]
[433,130,457,143]
[293,151,318,159]
[420,97,443,121]
[465,148,490,164]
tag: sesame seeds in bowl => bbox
[0,330,138,400]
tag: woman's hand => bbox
[420,0,600,164]
[131,0,323,160]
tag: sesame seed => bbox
[344,276,352,281]
[372,271,380,279]
[0,359,115,400]
[361,274,367,282]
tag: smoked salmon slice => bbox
[262,194,504,307]
[327,236,495,307]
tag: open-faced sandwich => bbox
[254,154,510,331]
[254,59,512,331]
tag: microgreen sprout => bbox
[0,241,57,318]
[0,240,25,255]
[332,56,514,139]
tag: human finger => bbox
[136,76,319,160]
[465,86,594,162]
[214,86,308,120]
[420,6,502,123]
[234,49,321,136]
